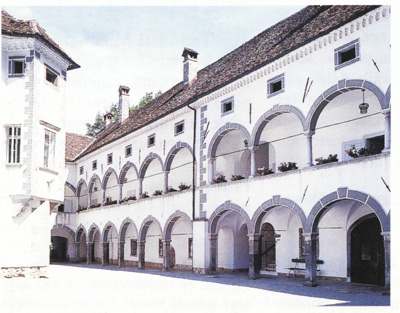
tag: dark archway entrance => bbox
[170,247,176,269]
[51,236,68,262]
[351,217,385,285]
[260,223,276,272]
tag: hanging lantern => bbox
[359,89,369,114]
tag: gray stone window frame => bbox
[79,166,84,175]
[188,238,193,259]
[130,239,137,256]
[267,73,285,98]
[5,124,22,164]
[334,38,360,70]
[221,96,234,116]
[107,153,113,165]
[125,144,132,157]
[92,160,97,170]
[147,134,155,147]
[174,120,185,136]
[8,56,25,78]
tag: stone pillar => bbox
[118,242,125,268]
[102,242,108,266]
[75,243,80,263]
[304,131,315,167]
[138,241,146,269]
[118,184,123,203]
[87,243,93,264]
[208,233,218,274]
[88,193,92,208]
[248,234,261,279]
[163,171,169,194]
[162,240,171,271]
[208,158,216,183]
[382,109,391,152]
[303,232,318,287]
[381,232,390,294]
[249,146,259,178]
[102,189,106,204]
[138,178,143,199]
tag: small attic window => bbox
[46,67,58,85]
[107,153,113,165]
[174,121,184,136]
[125,144,132,157]
[148,134,155,147]
[221,97,234,116]
[335,39,360,70]
[8,58,25,77]
[267,73,284,98]
[92,160,97,170]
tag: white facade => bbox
[1,12,79,277]
[54,6,390,289]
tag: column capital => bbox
[382,108,391,116]
[209,157,216,163]
[381,232,390,240]
[302,232,318,241]
[249,145,259,153]
[247,234,261,240]
[209,233,218,240]
[162,239,172,244]
[304,130,315,138]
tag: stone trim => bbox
[164,141,194,172]
[75,224,87,243]
[87,223,101,243]
[163,211,192,241]
[138,215,163,242]
[102,167,119,190]
[139,152,164,179]
[208,201,252,234]
[102,221,118,244]
[88,174,102,194]
[119,217,138,243]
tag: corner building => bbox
[55,6,391,290]
[1,10,79,277]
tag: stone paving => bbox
[0,263,393,313]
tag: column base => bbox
[303,280,318,287]
[249,274,261,280]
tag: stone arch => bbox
[88,174,102,193]
[102,221,118,244]
[251,105,307,146]
[102,167,119,190]
[119,161,139,185]
[306,79,386,132]
[139,215,163,242]
[88,223,101,243]
[52,224,75,240]
[384,85,391,109]
[208,201,252,234]
[251,195,307,235]
[76,178,88,197]
[207,122,252,159]
[75,224,87,243]
[164,142,194,172]
[119,217,139,243]
[139,153,164,178]
[307,187,390,233]
[65,181,76,195]
[164,211,192,241]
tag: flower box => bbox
[212,174,227,184]
[257,167,274,176]
[278,162,298,172]
[231,174,245,181]
[315,154,338,165]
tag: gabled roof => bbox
[65,133,95,162]
[76,5,379,160]
[1,9,80,70]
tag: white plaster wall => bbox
[218,227,234,269]
[144,222,162,265]
[170,218,192,267]
[123,223,138,263]
[168,148,193,189]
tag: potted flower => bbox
[257,167,274,176]
[178,183,191,191]
[212,174,227,184]
[141,191,149,199]
[153,190,163,196]
[168,186,178,193]
[278,162,298,172]
[346,146,371,158]
[315,154,338,165]
[231,174,245,181]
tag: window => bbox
[107,153,113,165]
[334,39,360,70]
[46,67,58,85]
[79,166,84,175]
[148,134,155,147]
[221,97,234,115]
[174,121,185,136]
[366,135,384,155]
[159,239,163,257]
[267,73,284,98]
[8,58,25,77]
[43,130,56,168]
[125,145,132,157]
[188,238,193,259]
[5,125,21,164]
[130,239,137,256]
[92,160,97,170]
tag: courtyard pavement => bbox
[0,263,394,313]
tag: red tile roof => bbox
[65,133,95,162]
[73,5,379,160]
[1,9,80,70]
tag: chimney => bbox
[182,48,198,87]
[118,85,130,122]
[104,112,114,127]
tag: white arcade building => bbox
[4,6,392,290]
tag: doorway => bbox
[350,217,384,285]
[260,223,276,272]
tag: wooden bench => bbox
[286,258,324,277]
